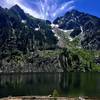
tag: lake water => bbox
[0,73,100,98]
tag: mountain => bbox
[0,5,58,55]
[0,5,62,73]
[9,4,28,20]
[0,5,100,73]
[53,10,100,50]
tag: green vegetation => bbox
[38,49,62,58]
[53,28,100,72]
[52,89,60,97]
[71,48,100,71]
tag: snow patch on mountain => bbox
[68,36,73,41]
[59,29,74,33]
[51,24,59,28]
[21,20,26,24]
[35,27,40,31]
[54,33,60,39]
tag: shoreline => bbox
[0,72,64,75]
[0,96,100,100]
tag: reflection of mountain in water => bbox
[0,73,100,97]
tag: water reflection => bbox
[0,73,100,98]
[60,73,100,96]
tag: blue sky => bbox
[75,0,100,18]
[0,0,100,21]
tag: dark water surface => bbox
[0,73,100,98]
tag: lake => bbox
[0,73,100,98]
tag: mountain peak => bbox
[10,4,21,10]
[10,4,24,14]
[53,9,100,50]
[64,9,82,16]
[10,4,27,20]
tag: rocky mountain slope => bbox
[0,5,61,72]
[0,5,58,54]
[53,10,100,50]
[0,5,100,72]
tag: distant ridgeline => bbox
[0,5,100,73]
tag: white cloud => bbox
[60,0,74,10]
[67,6,75,11]
[53,0,75,18]
[0,0,76,21]
[0,0,43,19]
[1,0,20,8]
[18,4,42,19]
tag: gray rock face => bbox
[53,10,100,50]
[0,5,58,53]
[0,49,92,73]
[0,56,63,73]
[0,5,59,73]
